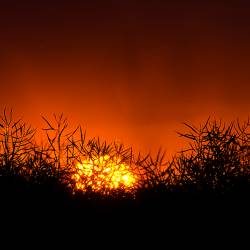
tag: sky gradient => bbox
[0,1,250,155]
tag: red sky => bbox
[0,1,249,156]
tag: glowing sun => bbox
[72,155,136,193]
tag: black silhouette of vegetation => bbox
[175,119,250,195]
[0,109,249,227]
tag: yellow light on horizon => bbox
[72,155,136,193]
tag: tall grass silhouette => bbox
[0,109,249,223]
[174,118,250,195]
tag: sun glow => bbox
[72,155,136,193]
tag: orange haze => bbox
[0,1,249,157]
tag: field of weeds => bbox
[0,109,249,228]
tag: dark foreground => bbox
[0,176,249,231]
[0,181,248,249]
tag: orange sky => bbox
[0,1,249,156]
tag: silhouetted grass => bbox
[0,109,249,227]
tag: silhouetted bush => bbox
[174,118,250,195]
[0,109,249,222]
